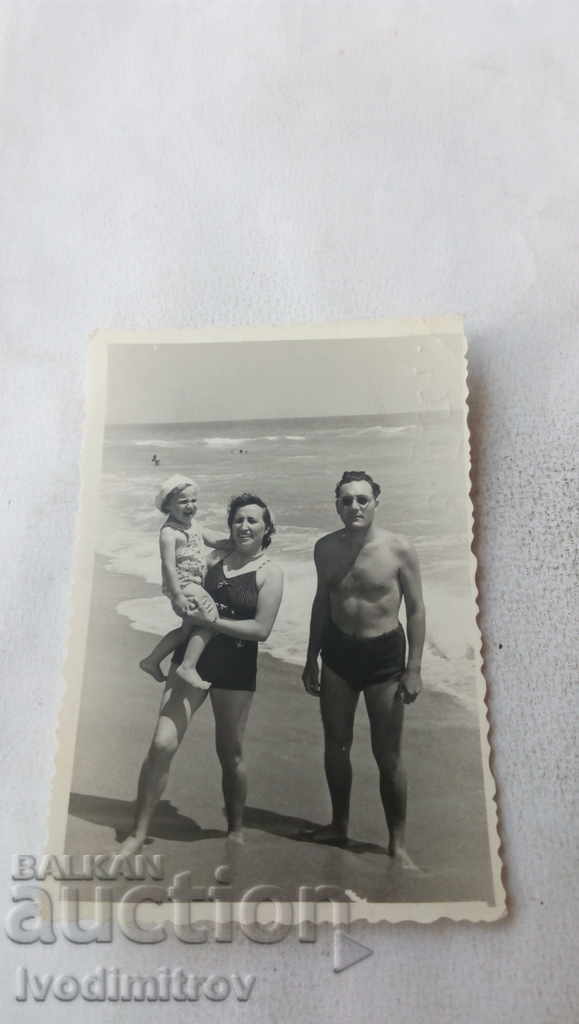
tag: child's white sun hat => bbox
[155,475,196,512]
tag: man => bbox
[302,470,425,867]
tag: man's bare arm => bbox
[398,539,426,702]
[302,540,331,695]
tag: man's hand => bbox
[398,668,423,704]
[302,659,321,697]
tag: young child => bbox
[139,474,229,689]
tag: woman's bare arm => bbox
[188,563,284,642]
[201,526,233,552]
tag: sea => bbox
[98,412,481,711]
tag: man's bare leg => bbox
[316,664,359,842]
[210,688,254,844]
[117,668,209,856]
[364,681,418,869]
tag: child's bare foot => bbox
[175,664,211,690]
[139,657,166,683]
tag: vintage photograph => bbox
[49,319,504,922]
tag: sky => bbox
[105,335,465,424]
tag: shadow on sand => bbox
[68,793,387,855]
[244,805,388,855]
[68,792,225,845]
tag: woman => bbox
[118,492,284,855]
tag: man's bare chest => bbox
[327,546,400,598]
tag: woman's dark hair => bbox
[335,470,381,500]
[227,493,276,549]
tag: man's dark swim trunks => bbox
[321,619,406,692]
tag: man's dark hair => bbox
[227,492,276,549]
[334,470,381,500]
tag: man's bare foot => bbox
[387,844,421,871]
[116,834,146,858]
[226,830,245,847]
[224,832,245,874]
[217,833,245,881]
[175,664,211,689]
[139,657,166,683]
[306,824,348,846]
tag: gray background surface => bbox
[1,2,577,1021]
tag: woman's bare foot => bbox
[175,664,211,689]
[116,834,146,858]
[139,657,166,683]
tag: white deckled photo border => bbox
[46,317,505,925]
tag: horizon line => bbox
[106,409,453,429]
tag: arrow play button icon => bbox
[333,930,373,973]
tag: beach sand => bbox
[65,558,496,905]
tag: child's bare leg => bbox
[140,625,191,682]
[175,628,212,689]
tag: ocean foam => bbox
[204,437,248,446]
[117,596,180,636]
[98,511,477,708]
[102,414,478,711]
[203,434,307,446]
[132,439,189,448]
[110,547,477,710]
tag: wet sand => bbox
[65,558,495,904]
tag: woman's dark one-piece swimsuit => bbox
[173,559,260,692]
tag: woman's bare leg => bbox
[117,665,208,856]
[210,688,254,841]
